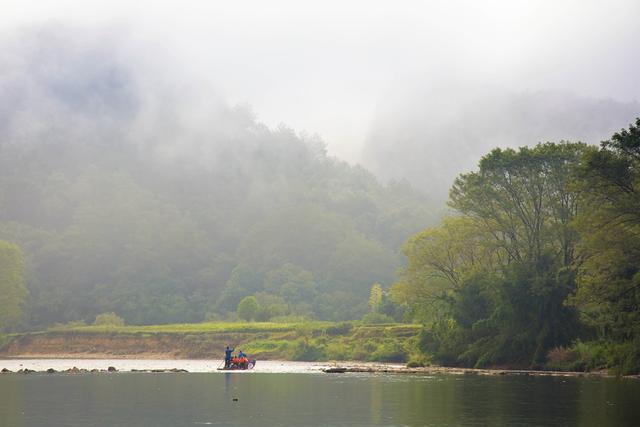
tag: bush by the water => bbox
[290,338,325,361]
[545,339,640,375]
[326,322,353,335]
[607,338,640,376]
[546,341,608,372]
[93,313,125,327]
[369,340,406,362]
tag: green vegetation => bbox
[0,240,27,332]
[0,105,435,328]
[25,321,422,362]
[0,38,636,373]
[569,118,640,375]
[237,296,260,322]
[395,119,640,374]
[93,312,125,327]
[48,321,316,334]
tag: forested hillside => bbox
[0,29,438,328]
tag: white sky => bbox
[2,0,639,163]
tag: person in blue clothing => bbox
[224,346,234,368]
[238,350,246,359]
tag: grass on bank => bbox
[35,320,425,363]
[46,320,421,336]
[48,321,324,334]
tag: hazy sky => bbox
[2,0,639,163]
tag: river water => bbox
[0,360,638,427]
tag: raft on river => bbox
[217,358,257,371]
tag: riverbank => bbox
[2,322,637,379]
[0,322,422,362]
[1,359,637,380]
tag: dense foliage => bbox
[570,118,640,374]
[0,103,436,327]
[0,29,443,328]
[395,123,640,373]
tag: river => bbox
[0,360,638,426]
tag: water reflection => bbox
[0,373,638,427]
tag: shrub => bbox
[290,338,324,361]
[418,324,466,367]
[237,296,260,322]
[406,352,430,368]
[326,322,353,336]
[574,341,608,371]
[546,341,609,372]
[546,346,581,371]
[369,340,407,363]
[324,341,351,361]
[608,338,640,376]
[93,312,125,327]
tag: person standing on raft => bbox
[224,346,234,368]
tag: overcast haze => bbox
[2,0,639,194]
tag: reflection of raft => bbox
[217,360,257,371]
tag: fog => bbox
[0,2,639,326]
[363,87,639,200]
[3,0,639,175]
[0,23,435,325]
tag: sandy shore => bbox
[1,357,637,379]
[0,359,343,374]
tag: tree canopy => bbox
[571,118,640,347]
[0,107,437,327]
[397,142,587,367]
[397,121,640,374]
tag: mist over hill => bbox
[363,88,639,201]
[0,27,437,326]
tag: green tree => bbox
[403,142,586,367]
[237,296,261,322]
[216,264,262,313]
[0,241,28,331]
[93,312,125,326]
[264,263,318,307]
[368,283,383,313]
[450,142,584,266]
[393,216,497,312]
[571,119,640,351]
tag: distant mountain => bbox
[362,88,639,202]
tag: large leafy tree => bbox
[0,240,28,331]
[572,119,640,343]
[400,142,586,367]
[392,216,498,323]
[450,142,584,266]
